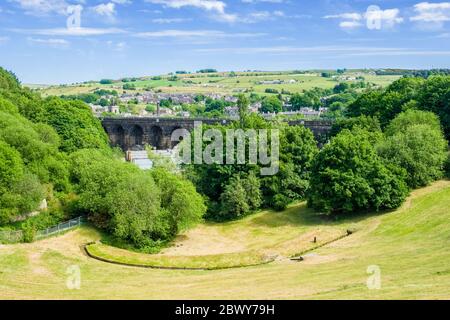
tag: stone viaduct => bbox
[101,117,333,151]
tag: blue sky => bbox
[1,0,450,84]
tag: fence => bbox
[0,216,85,244]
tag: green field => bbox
[35,71,402,97]
[1,180,449,299]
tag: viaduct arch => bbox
[101,117,333,151]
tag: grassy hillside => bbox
[36,71,401,97]
[1,180,449,299]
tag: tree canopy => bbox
[307,129,409,214]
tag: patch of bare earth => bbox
[28,251,51,276]
[162,226,246,256]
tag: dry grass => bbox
[1,181,450,299]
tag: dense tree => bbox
[345,76,450,135]
[346,90,411,128]
[185,116,318,219]
[379,125,447,188]
[0,97,19,114]
[219,175,250,219]
[384,109,442,136]
[308,129,409,214]
[0,67,205,250]
[241,172,262,211]
[0,141,44,224]
[416,76,450,139]
[43,97,109,153]
[237,94,250,122]
[261,96,283,113]
[289,88,331,111]
[151,168,206,236]
[70,150,205,249]
[333,83,350,94]
[379,111,448,188]
[0,141,24,197]
[330,115,381,138]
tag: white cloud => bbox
[339,21,363,29]
[324,13,362,20]
[112,0,132,4]
[145,0,237,22]
[135,29,265,39]
[343,50,450,57]
[411,2,450,22]
[27,37,70,48]
[93,2,116,17]
[12,27,126,36]
[11,0,71,15]
[365,8,404,28]
[241,0,285,3]
[194,45,450,58]
[324,8,403,30]
[0,36,9,44]
[152,17,192,23]
[194,45,404,55]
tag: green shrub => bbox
[379,115,448,188]
[385,109,442,137]
[272,194,291,211]
[330,115,381,138]
[21,223,36,243]
[70,150,205,249]
[219,176,250,220]
[308,129,409,214]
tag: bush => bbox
[21,223,36,243]
[307,129,409,214]
[416,76,450,139]
[380,110,448,188]
[0,141,45,224]
[151,168,206,237]
[261,96,282,113]
[219,176,250,220]
[70,150,205,249]
[272,194,291,211]
[385,109,442,136]
[241,172,262,211]
[43,98,109,153]
[0,97,19,114]
[330,115,381,138]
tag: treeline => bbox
[346,76,450,138]
[375,69,450,78]
[184,111,319,221]
[185,76,450,219]
[61,89,119,106]
[0,67,205,249]
[307,75,450,214]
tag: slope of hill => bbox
[0,180,449,299]
[35,70,401,97]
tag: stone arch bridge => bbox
[101,117,333,151]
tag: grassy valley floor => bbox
[0,180,449,299]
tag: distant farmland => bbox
[34,70,402,97]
